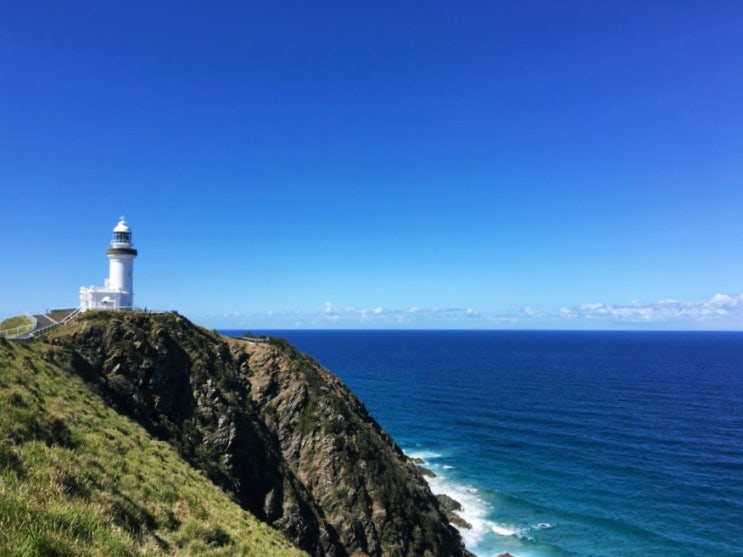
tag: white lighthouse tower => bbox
[79,217,138,311]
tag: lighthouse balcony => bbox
[107,247,138,256]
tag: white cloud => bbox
[557,293,743,325]
[523,306,542,318]
[202,293,743,330]
[313,304,491,326]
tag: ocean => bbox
[222,330,743,557]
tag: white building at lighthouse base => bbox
[79,279,134,311]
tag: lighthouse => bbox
[79,217,138,311]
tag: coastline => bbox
[225,330,743,557]
[407,449,552,557]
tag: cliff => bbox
[229,336,464,556]
[2,311,469,556]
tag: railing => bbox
[0,313,36,339]
[24,309,81,338]
[238,336,270,344]
[1,324,32,338]
[5,307,177,340]
[60,308,81,324]
[78,306,169,314]
[46,307,79,316]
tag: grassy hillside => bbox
[1,311,469,556]
[0,316,33,338]
[0,316,31,330]
[0,336,307,557]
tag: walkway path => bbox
[8,309,81,340]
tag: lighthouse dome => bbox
[113,218,131,233]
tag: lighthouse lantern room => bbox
[79,217,138,311]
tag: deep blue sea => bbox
[223,330,743,557]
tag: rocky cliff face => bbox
[46,312,469,557]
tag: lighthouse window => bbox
[114,232,130,243]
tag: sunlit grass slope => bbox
[0,316,33,338]
[0,337,307,556]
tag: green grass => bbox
[0,316,31,330]
[0,316,33,338]
[0,338,307,556]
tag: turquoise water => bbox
[225,330,743,557]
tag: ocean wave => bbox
[408,451,510,547]
[490,523,530,538]
[406,449,443,461]
[407,449,555,557]
[426,473,492,548]
[405,450,487,544]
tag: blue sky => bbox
[1,1,742,329]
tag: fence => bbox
[26,308,82,338]
[0,313,37,339]
[5,308,178,340]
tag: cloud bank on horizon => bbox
[210,293,743,330]
[557,293,743,326]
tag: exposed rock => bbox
[417,465,437,478]
[46,312,472,557]
[436,495,472,530]
[448,514,473,530]
[232,336,470,556]
[437,494,463,513]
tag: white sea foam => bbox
[406,449,443,461]
[408,451,495,549]
[491,523,526,537]
[407,449,549,557]
[426,472,492,548]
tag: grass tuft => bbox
[0,440,25,477]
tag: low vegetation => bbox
[0,315,33,338]
[0,337,307,556]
